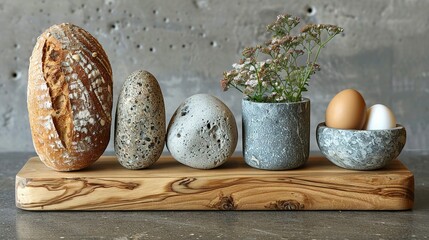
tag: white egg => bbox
[363,104,397,130]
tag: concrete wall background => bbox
[0,0,427,153]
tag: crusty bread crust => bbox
[28,23,112,171]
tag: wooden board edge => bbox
[404,173,415,210]
[15,175,415,211]
[15,156,416,211]
[15,174,27,210]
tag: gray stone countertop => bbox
[1,152,428,239]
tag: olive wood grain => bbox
[15,156,414,210]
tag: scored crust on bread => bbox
[28,23,112,171]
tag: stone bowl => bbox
[316,122,406,170]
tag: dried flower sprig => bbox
[221,14,343,102]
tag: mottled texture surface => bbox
[243,98,310,170]
[167,94,237,169]
[0,0,428,153]
[316,123,406,170]
[2,152,429,239]
[115,70,165,169]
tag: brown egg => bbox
[325,89,366,129]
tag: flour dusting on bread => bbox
[28,23,112,171]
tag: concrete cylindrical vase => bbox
[242,98,310,170]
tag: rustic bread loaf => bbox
[27,23,113,171]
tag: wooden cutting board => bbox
[15,156,414,211]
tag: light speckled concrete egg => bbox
[114,70,165,169]
[167,94,238,169]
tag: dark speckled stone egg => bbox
[114,70,165,169]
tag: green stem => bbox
[229,83,243,93]
[250,62,263,100]
[296,33,338,101]
[306,41,312,66]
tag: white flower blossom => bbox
[275,95,285,101]
[245,79,258,87]
[271,38,280,44]
[232,63,244,70]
